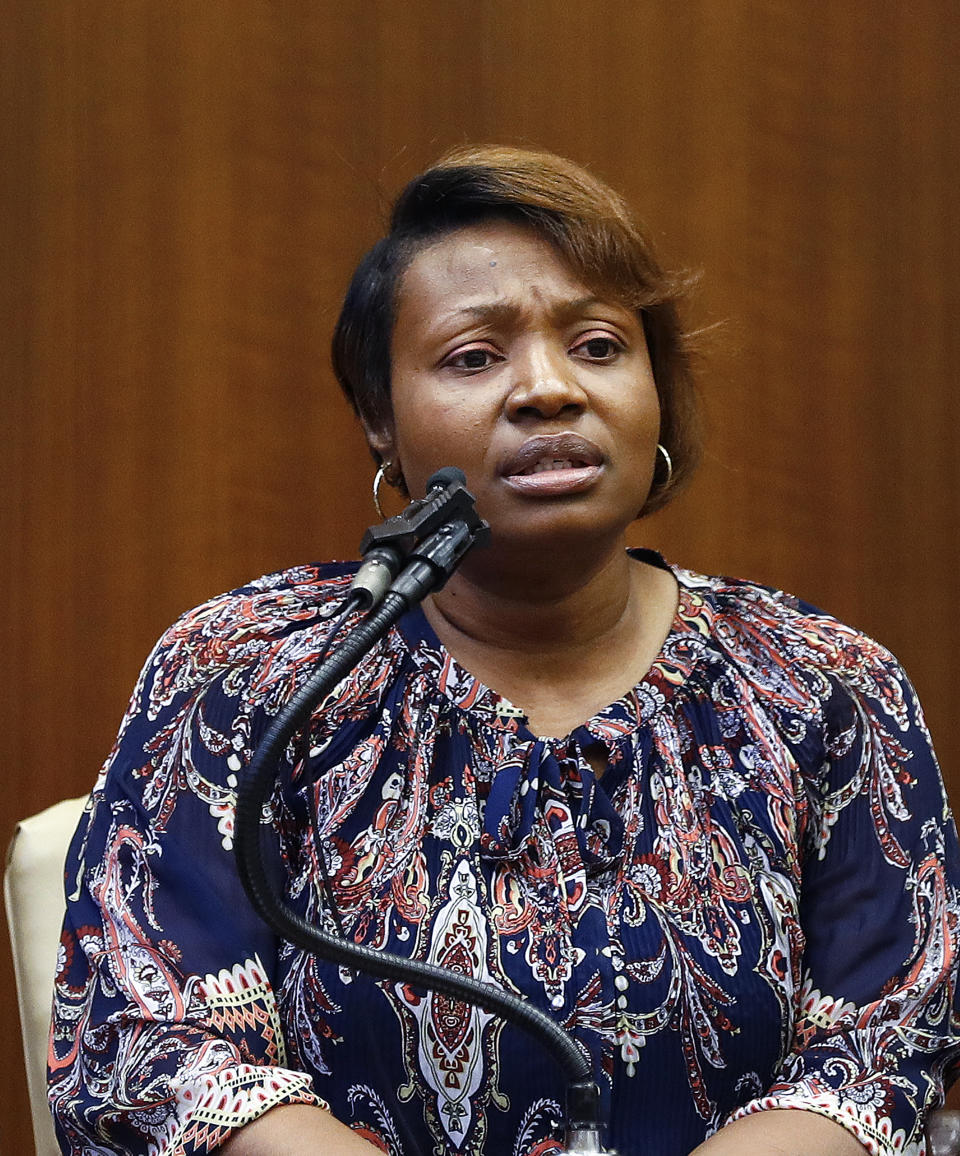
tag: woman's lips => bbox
[505,464,603,495]
[501,434,604,496]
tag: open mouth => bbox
[518,456,593,475]
[502,433,604,479]
[502,437,604,496]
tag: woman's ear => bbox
[362,420,408,494]
[363,420,395,468]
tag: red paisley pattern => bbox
[49,554,960,1155]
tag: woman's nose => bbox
[505,346,587,421]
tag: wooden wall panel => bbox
[3,1,958,1148]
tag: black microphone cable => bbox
[234,472,611,1154]
[295,468,476,948]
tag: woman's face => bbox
[373,220,661,553]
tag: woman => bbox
[50,146,960,1156]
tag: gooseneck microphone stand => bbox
[235,469,614,1156]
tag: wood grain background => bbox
[3,1,958,1149]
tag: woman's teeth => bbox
[522,458,583,475]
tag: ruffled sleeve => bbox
[730,622,960,1154]
[48,570,345,1155]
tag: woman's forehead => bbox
[404,221,579,285]
[396,221,634,332]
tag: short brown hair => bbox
[331,145,700,515]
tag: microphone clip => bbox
[359,469,489,559]
[351,468,490,610]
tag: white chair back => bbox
[5,796,87,1156]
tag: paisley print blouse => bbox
[49,554,960,1156]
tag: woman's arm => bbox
[223,1106,867,1156]
[49,582,346,1152]
[690,1110,867,1155]
[220,1104,383,1154]
[707,624,960,1154]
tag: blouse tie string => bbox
[479,736,629,898]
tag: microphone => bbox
[349,467,481,610]
[424,465,468,488]
[348,543,405,611]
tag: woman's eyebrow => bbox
[441,295,622,328]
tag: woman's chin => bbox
[474,507,634,564]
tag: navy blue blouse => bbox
[50,557,960,1155]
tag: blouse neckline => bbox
[395,550,717,746]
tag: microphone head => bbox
[426,466,466,491]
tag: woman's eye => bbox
[446,347,497,371]
[574,336,621,361]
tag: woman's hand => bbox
[220,1103,383,1154]
[689,1109,868,1155]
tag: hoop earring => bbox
[656,443,673,488]
[373,463,392,520]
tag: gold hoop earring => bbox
[373,464,392,520]
[656,443,673,488]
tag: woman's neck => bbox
[425,544,641,654]
[422,545,678,737]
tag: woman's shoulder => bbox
[676,564,884,648]
[90,561,364,804]
[688,564,930,749]
[131,560,361,723]
[670,561,917,726]
[160,560,358,647]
